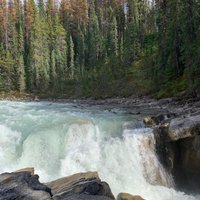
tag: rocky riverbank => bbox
[0,169,144,200]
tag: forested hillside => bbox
[0,0,199,98]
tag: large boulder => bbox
[117,193,145,200]
[46,172,115,200]
[0,171,52,200]
[168,115,200,141]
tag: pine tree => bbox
[51,15,67,92]
[0,0,199,96]
[14,0,26,92]
[87,0,101,66]
[76,26,86,79]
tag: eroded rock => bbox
[168,115,200,141]
[15,167,35,175]
[46,172,115,200]
[153,114,200,193]
[0,171,52,200]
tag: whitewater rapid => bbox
[0,101,199,200]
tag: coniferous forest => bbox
[0,0,199,98]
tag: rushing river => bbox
[0,101,199,200]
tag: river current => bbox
[0,101,199,200]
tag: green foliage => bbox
[0,0,199,98]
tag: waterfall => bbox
[0,101,199,200]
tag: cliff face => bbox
[145,114,200,193]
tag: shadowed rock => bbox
[57,194,113,200]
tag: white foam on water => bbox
[0,125,21,171]
[60,124,198,200]
[0,101,199,200]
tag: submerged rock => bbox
[0,171,52,200]
[117,193,145,200]
[46,172,115,200]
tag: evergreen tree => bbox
[0,0,199,97]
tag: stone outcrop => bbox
[117,193,145,200]
[168,115,200,141]
[0,171,52,200]
[46,172,115,200]
[0,170,115,200]
[145,114,200,193]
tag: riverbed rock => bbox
[46,172,115,200]
[117,193,145,200]
[0,171,52,200]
